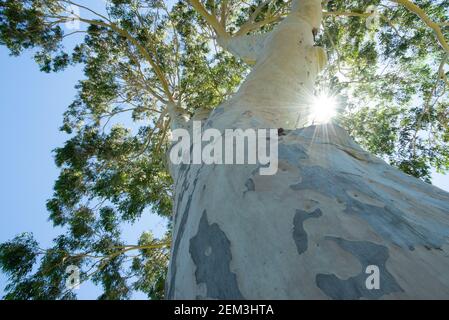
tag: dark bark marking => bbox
[290,166,449,250]
[190,210,244,299]
[293,208,322,254]
[244,178,255,195]
[278,144,308,164]
[167,161,203,299]
[316,237,403,300]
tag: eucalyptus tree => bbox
[0,0,448,299]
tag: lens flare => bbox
[311,94,338,124]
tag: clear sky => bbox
[0,47,166,299]
[0,0,448,299]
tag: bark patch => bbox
[316,237,403,299]
[167,163,202,299]
[190,210,244,299]
[278,144,308,163]
[244,178,255,194]
[293,208,322,254]
[290,166,449,250]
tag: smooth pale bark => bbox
[166,0,449,299]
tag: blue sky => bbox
[0,0,170,300]
[0,47,166,299]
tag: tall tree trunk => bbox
[166,0,449,299]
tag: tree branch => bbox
[235,15,282,36]
[391,0,449,54]
[52,1,176,104]
[188,0,229,38]
[323,11,372,18]
[220,0,229,27]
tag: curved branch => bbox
[235,0,274,36]
[78,18,175,103]
[51,2,176,104]
[188,0,229,38]
[391,0,449,54]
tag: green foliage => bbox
[0,233,39,282]
[0,0,448,299]
[131,232,170,300]
[320,0,449,181]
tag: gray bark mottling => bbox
[166,123,449,299]
[166,0,449,299]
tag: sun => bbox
[310,94,338,124]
